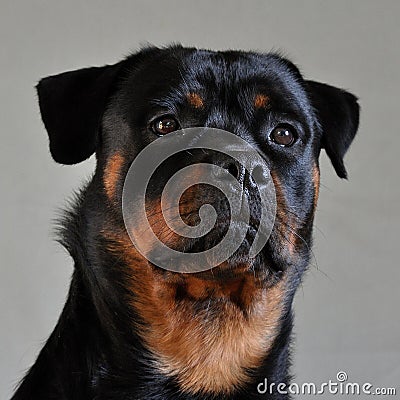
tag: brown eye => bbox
[269,126,297,147]
[151,116,180,135]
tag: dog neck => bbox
[100,229,293,398]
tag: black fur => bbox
[36,64,125,164]
[12,45,359,399]
[306,80,359,178]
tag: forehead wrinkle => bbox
[180,55,264,105]
[182,54,230,89]
[204,106,251,138]
[149,64,208,114]
[149,86,188,115]
[261,67,311,119]
[236,86,258,121]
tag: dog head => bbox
[37,45,359,281]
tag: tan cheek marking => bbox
[145,200,181,249]
[254,94,270,109]
[129,164,209,256]
[103,153,124,200]
[128,166,204,256]
[270,170,298,256]
[102,229,288,395]
[186,92,204,109]
[270,170,285,223]
[312,163,320,211]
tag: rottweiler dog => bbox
[12,45,359,399]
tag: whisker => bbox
[277,219,330,280]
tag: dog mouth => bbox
[126,193,286,279]
[147,223,280,282]
[185,219,258,252]
[126,166,277,274]
[147,211,272,271]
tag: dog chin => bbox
[185,237,273,280]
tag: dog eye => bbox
[269,126,297,147]
[151,116,180,135]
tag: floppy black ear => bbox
[36,63,123,164]
[306,81,360,178]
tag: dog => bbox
[12,45,359,399]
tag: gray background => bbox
[1,1,399,398]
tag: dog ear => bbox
[306,81,360,178]
[36,63,123,164]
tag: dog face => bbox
[35,45,359,396]
[37,46,359,281]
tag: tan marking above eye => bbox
[254,94,270,109]
[186,92,204,109]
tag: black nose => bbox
[212,159,242,180]
[212,157,268,190]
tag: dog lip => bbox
[212,219,259,234]
[179,220,260,255]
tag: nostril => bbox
[227,162,240,179]
[252,165,265,183]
